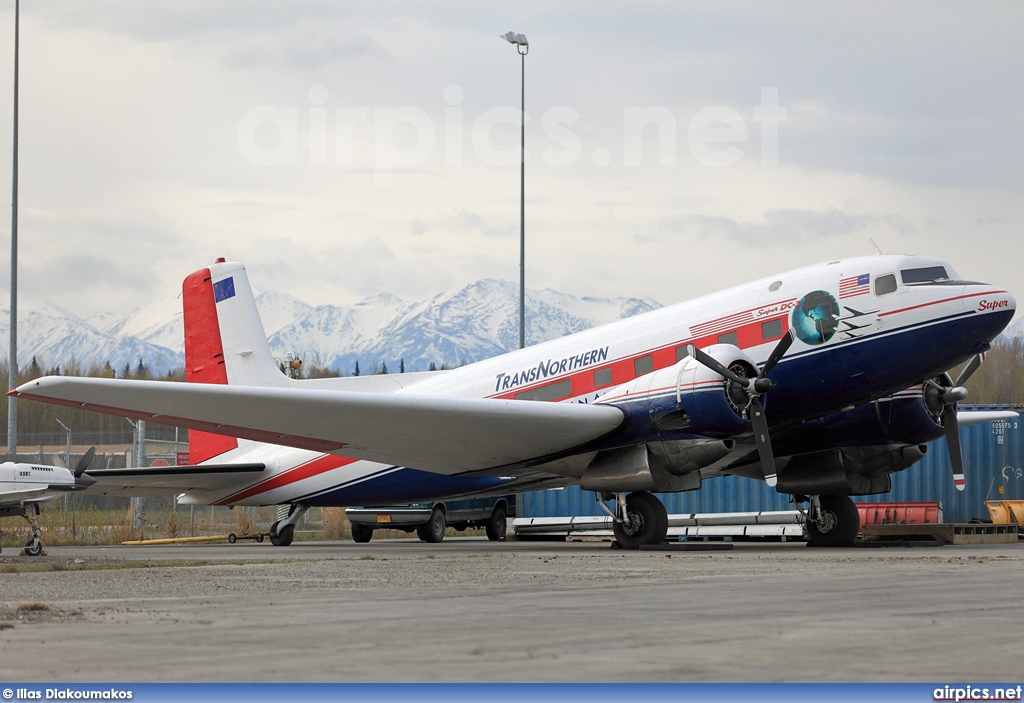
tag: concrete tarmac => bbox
[1,538,1023,682]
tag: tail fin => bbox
[182,259,284,463]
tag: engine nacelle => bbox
[597,343,760,440]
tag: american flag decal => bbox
[839,273,870,299]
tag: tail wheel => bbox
[612,492,669,549]
[270,523,294,547]
[351,522,373,543]
[24,539,43,557]
[807,494,859,547]
[485,506,507,542]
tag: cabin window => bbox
[874,274,897,296]
[593,368,613,388]
[761,319,783,340]
[717,331,738,346]
[901,266,949,284]
[676,346,689,362]
[515,379,573,401]
[634,355,653,376]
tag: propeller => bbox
[74,446,96,477]
[73,446,97,488]
[924,354,984,492]
[686,330,795,487]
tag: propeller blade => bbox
[685,344,748,385]
[759,330,795,380]
[954,354,984,388]
[74,446,96,478]
[749,396,778,487]
[943,411,966,491]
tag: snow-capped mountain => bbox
[0,280,660,376]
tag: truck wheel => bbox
[421,508,446,543]
[350,522,373,543]
[485,506,507,542]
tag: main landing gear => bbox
[0,504,44,556]
[269,503,310,547]
[797,494,860,548]
[599,491,669,549]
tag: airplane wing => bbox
[956,410,1019,425]
[83,463,268,498]
[0,487,50,506]
[13,377,626,475]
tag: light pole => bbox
[500,31,528,350]
[7,0,19,454]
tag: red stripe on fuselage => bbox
[215,453,359,505]
[878,290,1005,317]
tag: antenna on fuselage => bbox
[869,237,885,255]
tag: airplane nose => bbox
[964,285,1015,343]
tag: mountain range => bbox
[0,280,660,376]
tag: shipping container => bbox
[520,405,1024,524]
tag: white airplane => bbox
[0,448,96,555]
[9,254,1017,552]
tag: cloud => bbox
[221,30,390,72]
[658,208,872,246]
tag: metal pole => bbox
[7,0,19,453]
[56,418,71,523]
[518,47,526,350]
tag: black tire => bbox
[228,533,237,544]
[24,539,43,557]
[807,494,860,547]
[270,523,294,547]
[485,506,507,542]
[350,522,373,543]
[612,492,669,549]
[421,508,446,543]
[256,535,264,543]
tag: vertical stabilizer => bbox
[181,260,284,463]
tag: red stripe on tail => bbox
[183,267,239,463]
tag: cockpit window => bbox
[874,274,897,296]
[901,266,949,285]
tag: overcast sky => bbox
[0,1,1020,321]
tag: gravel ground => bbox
[1,542,1022,682]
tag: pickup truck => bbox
[345,495,515,544]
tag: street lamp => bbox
[500,31,529,350]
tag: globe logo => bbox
[790,290,840,345]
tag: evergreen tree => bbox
[380,361,388,374]
[354,361,360,377]
[428,362,437,372]
[400,358,405,373]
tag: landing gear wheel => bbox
[612,492,669,549]
[24,539,43,557]
[227,533,237,543]
[485,506,507,542]
[270,523,294,547]
[807,494,859,547]
[351,522,373,543]
[270,520,280,536]
[256,535,264,543]
[419,508,446,543]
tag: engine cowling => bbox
[597,343,761,440]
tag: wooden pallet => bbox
[862,523,1020,544]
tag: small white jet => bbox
[11,254,1016,550]
[0,448,96,555]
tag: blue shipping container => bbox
[520,406,1024,523]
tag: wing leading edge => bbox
[13,377,626,475]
